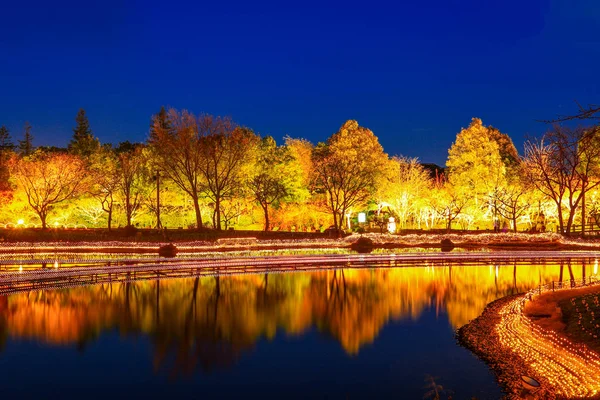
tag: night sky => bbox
[1,0,599,165]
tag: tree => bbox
[496,178,531,232]
[197,117,259,230]
[11,151,88,228]
[116,146,149,228]
[312,120,388,231]
[430,181,471,232]
[523,125,600,234]
[18,122,34,156]
[447,118,518,229]
[89,145,120,230]
[0,126,14,152]
[0,126,14,192]
[149,106,171,142]
[69,109,100,158]
[376,156,432,229]
[149,109,206,229]
[247,136,294,231]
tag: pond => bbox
[0,256,592,399]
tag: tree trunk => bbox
[556,203,564,234]
[107,208,112,231]
[566,209,576,236]
[215,196,222,230]
[332,207,338,232]
[262,203,270,231]
[582,189,586,236]
[126,201,133,227]
[39,209,47,229]
[192,195,203,229]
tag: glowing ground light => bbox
[497,282,600,398]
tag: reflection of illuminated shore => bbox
[0,263,590,360]
[0,251,597,297]
[460,281,600,399]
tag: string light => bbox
[496,277,600,398]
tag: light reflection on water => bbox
[0,259,592,399]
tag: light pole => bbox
[155,170,162,229]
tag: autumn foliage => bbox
[1,111,599,234]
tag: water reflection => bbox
[0,261,590,375]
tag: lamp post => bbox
[155,170,162,229]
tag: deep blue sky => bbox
[1,0,599,165]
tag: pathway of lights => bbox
[497,278,600,398]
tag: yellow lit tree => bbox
[11,151,88,228]
[446,118,518,229]
[312,120,388,232]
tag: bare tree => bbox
[523,125,600,234]
[149,109,205,229]
[197,117,259,230]
[543,102,600,123]
[496,185,530,232]
[117,147,149,228]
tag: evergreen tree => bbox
[0,125,13,191]
[18,122,34,156]
[149,106,173,141]
[0,125,14,151]
[69,108,100,158]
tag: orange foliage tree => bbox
[11,151,88,228]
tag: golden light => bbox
[17,219,24,226]
[496,279,600,398]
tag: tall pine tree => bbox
[18,122,34,156]
[0,125,13,191]
[149,106,173,142]
[69,108,100,158]
[0,125,14,151]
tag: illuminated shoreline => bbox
[0,232,600,254]
[459,279,600,399]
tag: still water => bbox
[0,260,590,399]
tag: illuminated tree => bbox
[248,136,302,231]
[523,125,600,234]
[18,122,34,156]
[11,151,88,228]
[149,109,205,229]
[116,145,150,228]
[496,181,531,232]
[447,118,507,190]
[447,118,519,229]
[69,109,100,159]
[312,120,388,231]
[430,179,471,232]
[377,156,432,229]
[197,118,259,230]
[89,146,120,230]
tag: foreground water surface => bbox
[0,256,593,399]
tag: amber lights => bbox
[497,280,600,398]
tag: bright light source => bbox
[358,213,366,223]
[17,219,24,225]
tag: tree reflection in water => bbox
[0,261,588,375]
